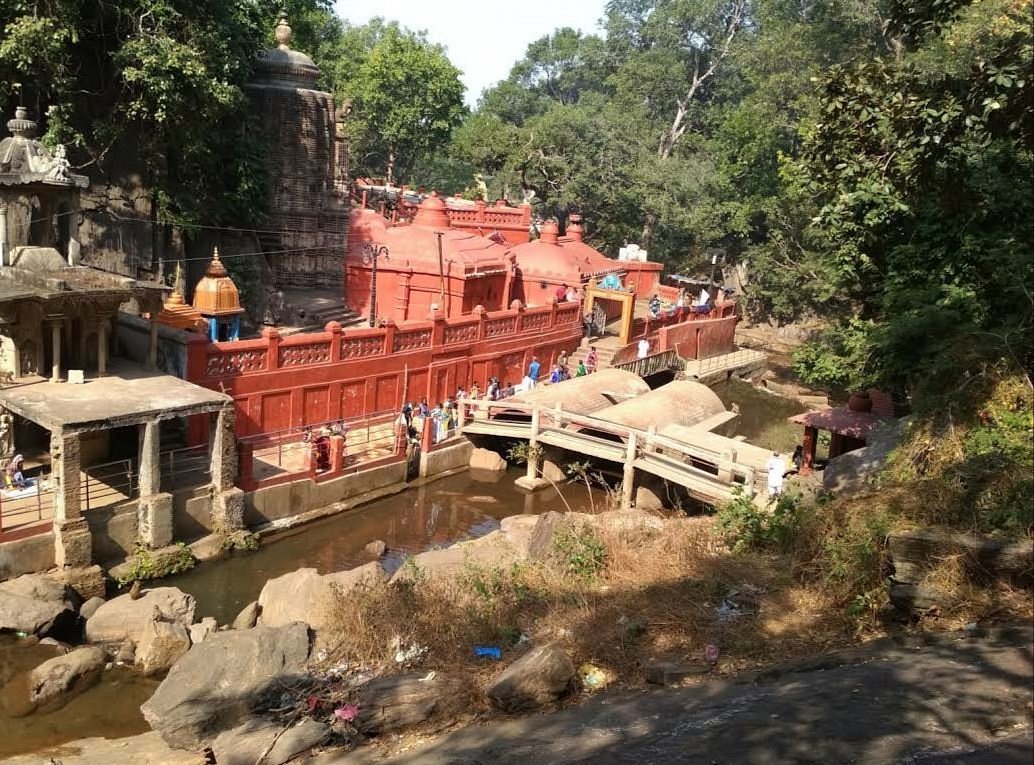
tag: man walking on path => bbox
[527,356,541,389]
[766,450,786,498]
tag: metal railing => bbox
[81,458,137,512]
[686,348,764,377]
[0,471,55,537]
[160,445,212,492]
[242,409,402,486]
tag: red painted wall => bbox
[611,305,739,365]
[345,261,508,322]
[186,302,583,439]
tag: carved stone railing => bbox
[192,299,581,384]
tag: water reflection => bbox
[168,468,598,625]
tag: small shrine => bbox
[0,105,88,267]
[157,264,206,332]
[192,248,244,341]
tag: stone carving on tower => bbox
[247,14,350,290]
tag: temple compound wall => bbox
[185,300,583,440]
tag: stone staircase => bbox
[567,336,622,371]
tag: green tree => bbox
[344,25,465,184]
[790,0,1033,396]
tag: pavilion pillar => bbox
[209,405,244,532]
[96,315,108,377]
[621,431,637,510]
[137,419,173,549]
[49,320,63,382]
[801,425,818,476]
[51,430,92,567]
[138,420,161,497]
[146,316,160,370]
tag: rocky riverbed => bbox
[0,508,666,763]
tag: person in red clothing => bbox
[555,284,568,302]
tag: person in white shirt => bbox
[637,338,650,359]
[697,287,711,307]
[766,451,786,498]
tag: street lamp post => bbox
[361,242,389,327]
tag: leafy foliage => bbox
[716,487,808,552]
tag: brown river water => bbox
[0,468,599,759]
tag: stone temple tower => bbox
[248,14,349,290]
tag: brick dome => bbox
[193,248,244,317]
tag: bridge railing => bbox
[611,349,685,378]
[458,397,757,494]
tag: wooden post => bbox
[621,432,637,509]
[526,407,541,480]
[802,425,818,476]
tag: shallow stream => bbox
[0,468,597,759]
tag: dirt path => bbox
[314,626,1033,765]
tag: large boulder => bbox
[188,617,218,645]
[355,672,455,734]
[469,447,507,473]
[135,619,191,676]
[823,419,907,496]
[27,645,106,708]
[0,589,72,636]
[79,596,106,621]
[390,532,522,584]
[258,563,386,634]
[499,515,539,558]
[232,601,260,630]
[85,587,195,649]
[0,573,81,638]
[211,718,331,765]
[141,622,311,751]
[486,643,575,712]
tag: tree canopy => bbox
[2,0,1030,399]
[424,0,1032,398]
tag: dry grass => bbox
[916,552,1034,631]
[318,515,861,711]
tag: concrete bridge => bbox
[457,373,773,508]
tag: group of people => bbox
[3,454,27,491]
[302,422,351,472]
[554,283,580,303]
[647,286,724,321]
[523,347,599,389]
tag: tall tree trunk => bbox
[385,144,396,187]
[641,213,657,251]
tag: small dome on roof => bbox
[252,14,320,88]
[193,248,244,317]
[412,193,450,230]
[158,290,206,332]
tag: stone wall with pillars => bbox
[51,430,92,567]
[136,419,173,549]
[209,405,244,532]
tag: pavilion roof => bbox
[788,407,890,441]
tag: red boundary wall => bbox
[186,301,583,442]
